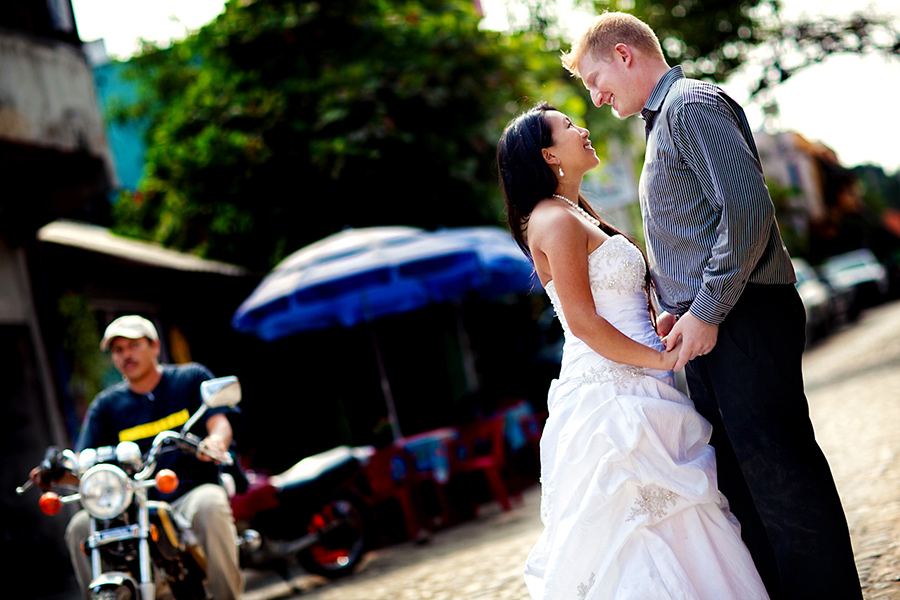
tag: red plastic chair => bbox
[395,428,458,530]
[360,445,423,542]
[450,416,518,516]
[500,401,545,493]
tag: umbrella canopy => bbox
[431,226,538,299]
[231,225,538,440]
[232,226,537,340]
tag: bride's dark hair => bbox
[496,102,657,327]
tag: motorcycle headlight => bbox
[79,464,133,519]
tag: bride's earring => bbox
[558,165,565,177]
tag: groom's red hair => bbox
[562,12,665,78]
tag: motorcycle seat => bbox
[269,446,370,490]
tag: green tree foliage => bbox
[854,165,900,212]
[57,293,104,427]
[112,0,900,271]
[850,164,900,267]
[599,0,769,83]
[765,176,807,258]
[750,9,900,95]
[111,0,573,270]
[508,0,900,93]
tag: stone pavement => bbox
[803,299,900,599]
[242,487,542,600]
[243,298,900,600]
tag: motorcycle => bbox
[229,443,375,579]
[17,375,255,600]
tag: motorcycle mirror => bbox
[200,376,241,408]
[180,376,241,436]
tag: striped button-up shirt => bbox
[638,66,796,325]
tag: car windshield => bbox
[823,250,877,274]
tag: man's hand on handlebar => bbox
[28,447,78,491]
[197,435,231,464]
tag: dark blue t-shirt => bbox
[76,363,233,502]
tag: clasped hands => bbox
[657,311,718,372]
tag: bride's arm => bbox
[533,212,678,371]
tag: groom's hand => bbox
[664,312,718,371]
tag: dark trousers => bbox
[685,283,861,600]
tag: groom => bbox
[562,12,861,599]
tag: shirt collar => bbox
[641,65,684,131]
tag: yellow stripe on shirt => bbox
[119,409,190,443]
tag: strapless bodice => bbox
[545,234,661,360]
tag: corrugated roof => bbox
[37,220,248,276]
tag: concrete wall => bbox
[0,31,114,184]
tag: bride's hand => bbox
[659,338,682,371]
[665,312,718,371]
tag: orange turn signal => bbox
[39,492,62,516]
[150,523,159,542]
[155,469,179,494]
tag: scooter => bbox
[230,444,375,579]
[17,376,253,600]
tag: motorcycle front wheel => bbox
[297,495,368,578]
[93,588,132,600]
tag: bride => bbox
[497,103,769,599]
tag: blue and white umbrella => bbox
[232,225,538,439]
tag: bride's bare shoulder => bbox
[529,200,585,251]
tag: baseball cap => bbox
[100,315,159,351]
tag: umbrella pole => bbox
[370,325,403,441]
[454,301,479,393]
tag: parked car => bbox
[819,249,889,315]
[819,274,856,326]
[792,258,834,343]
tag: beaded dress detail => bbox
[524,235,768,600]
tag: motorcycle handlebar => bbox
[137,430,233,480]
[17,447,78,495]
[137,431,186,480]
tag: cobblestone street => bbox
[803,299,900,599]
[244,298,900,600]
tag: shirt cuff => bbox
[689,289,732,325]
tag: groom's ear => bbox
[614,43,632,66]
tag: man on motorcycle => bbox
[32,315,244,600]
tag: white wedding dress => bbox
[524,234,768,600]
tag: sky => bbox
[70,0,900,173]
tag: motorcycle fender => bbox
[149,502,182,561]
[89,571,138,595]
[149,501,207,572]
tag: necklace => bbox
[553,193,601,227]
